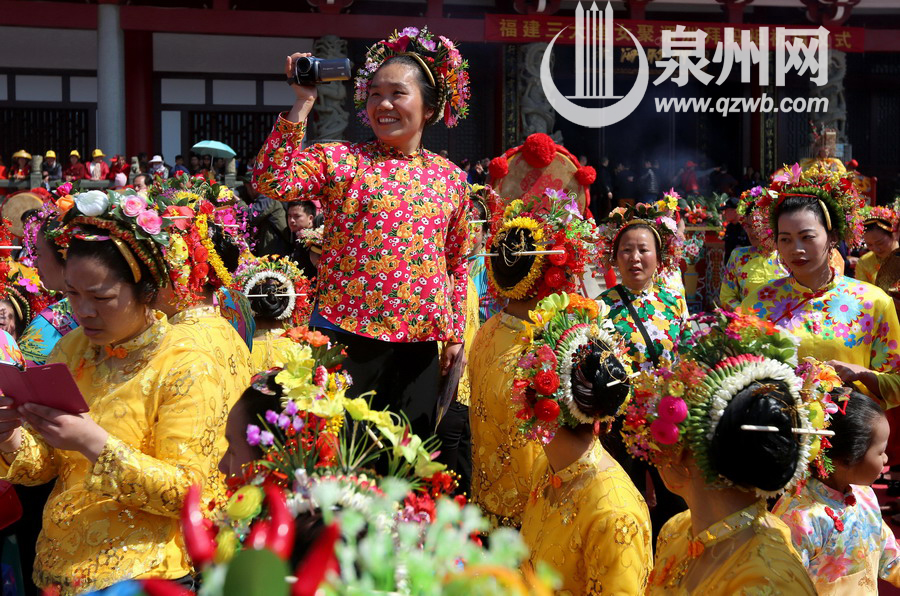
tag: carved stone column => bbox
[810,50,847,145]
[518,43,563,143]
[309,35,350,142]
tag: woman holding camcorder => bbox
[252,27,472,440]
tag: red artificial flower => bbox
[548,244,568,266]
[533,370,560,395]
[574,165,596,186]
[404,492,437,521]
[315,433,338,467]
[544,266,567,289]
[522,133,557,168]
[534,398,561,422]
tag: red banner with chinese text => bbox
[484,15,865,52]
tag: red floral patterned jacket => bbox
[253,115,469,343]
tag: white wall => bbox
[15,75,62,101]
[160,78,205,104]
[70,76,98,102]
[161,110,182,165]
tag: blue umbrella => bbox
[191,140,236,160]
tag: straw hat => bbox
[12,150,31,161]
[91,149,106,159]
[45,150,57,159]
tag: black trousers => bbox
[316,328,440,441]
[435,401,472,496]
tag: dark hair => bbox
[288,200,316,218]
[773,195,833,237]
[209,222,241,274]
[489,227,538,295]
[570,343,630,421]
[38,218,66,265]
[471,199,489,234]
[66,228,159,304]
[376,55,440,125]
[20,209,39,225]
[612,223,661,259]
[247,279,291,322]
[864,222,893,238]
[827,391,886,467]
[175,154,183,161]
[709,380,800,492]
[133,173,151,187]
[313,213,324,228]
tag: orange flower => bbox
[105,345,128,359]
[56,195,75,213]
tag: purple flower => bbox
[750,186,763,197]
[265,410,279,425]
[284,400,298,416]
[246,424,261,446]
[277,414,291,429]
[420,37,436,51]
[400,26,420,38]
[259,431,275,447]
[292,417,305,432]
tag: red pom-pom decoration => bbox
[533,370,560,395]
[534,398,561,422]
[575,166,597,186]
[657,396,688,424]
[489,156,509,180]
[522,134,557,168]
[650,419,680,445]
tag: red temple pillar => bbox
[124,30,154,158]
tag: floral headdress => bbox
[861,203,900,235]
[232,255,312,326]
[620,309,837,498]
[754,163,866,251]
[297,225,324,255]
[596,194,682,273]
[0,258,37,324]
[512,292,631,444]
[53,189,172,289]
[486,188,598,301]
[354,26,470,128]
[171,329,557,596]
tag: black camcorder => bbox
[290,56,352,86]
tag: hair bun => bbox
[570,342,630,421]
[709,381,800,492]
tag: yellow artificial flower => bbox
[225,485,264,521]
[214,527,239,564]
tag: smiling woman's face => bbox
[366,61,434,151]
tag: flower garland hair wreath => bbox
[485,188,598,301]
[621,309,838,498]
[233,254,312,326]
[512,292,631,444]
[596,195,682,273]
[354,26,470,128]
[754,163,866,252]
[54,189,172,289]
[861,204,900,235]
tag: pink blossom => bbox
[136,209,162,235]
[650,419,680,445]
[122,195,148,217]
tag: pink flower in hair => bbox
[122,195,148,218]
[136,209,163,235]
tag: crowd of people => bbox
[0,23,898,596]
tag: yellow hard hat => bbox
[45,150,57,159]
[92,149,106,158]
[70,150,81,159]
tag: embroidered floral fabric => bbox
[598,284,690,371]
[468,312,540,528]
[719,246,789,311]
[521,441,652,595]
[855,251,884,285]
[18,298,79,366]
[252,115,469,343]
[774,479,900,594]
[0,314,238,594]
[742,275,900,387]
[648,503,816,595]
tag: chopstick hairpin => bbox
[741,424,835,437]
[474,249,567,258]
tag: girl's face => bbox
[837,414,890,487]
[616,227,659,292]
[65,255,151,346]
[218,404,259,478]
[366,61,434,152]
[864,227,897,260]
[0,301,17,338]
[776,208,832,281]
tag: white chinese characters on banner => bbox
[653,25,829,88]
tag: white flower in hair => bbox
[74,190,110,217]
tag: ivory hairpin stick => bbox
[0,246,23,250]
[741,424,835,437]
[469,219,487,224]
[244,293,307,298]
[167,216,192,219]
[474,249,567,258]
